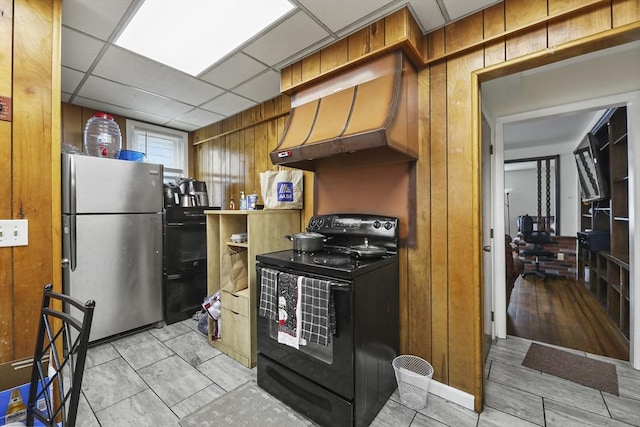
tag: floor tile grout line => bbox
[484,374,617,420]
[131,326,229,420]
[83,356,152,416]
[80,328,638,425]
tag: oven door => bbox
[256,265,354,400]
[164,220,207,272]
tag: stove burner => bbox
[294,250,321,256]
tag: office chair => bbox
[516,214,557,280]
[27,284,95,427]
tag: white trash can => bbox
[392,355,434,410]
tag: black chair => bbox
[516,214,557,280]
[27,284,95,427]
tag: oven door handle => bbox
[166,270,204,280]
[330,282,349,289]
[167,221,207,227]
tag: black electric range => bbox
[256,213,400,427]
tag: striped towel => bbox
[277,273,301,349]
[258,268,278,320]
[300,276,331,346]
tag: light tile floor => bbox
[77,319,640,426]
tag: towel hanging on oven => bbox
[300,276,331,346]
[258,268,337,346]
[277,273,301,349]
[258,267,278,320]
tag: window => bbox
[126,120,187,182]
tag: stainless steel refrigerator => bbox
[62,153,164,342]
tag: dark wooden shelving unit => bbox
[577,107,630,342]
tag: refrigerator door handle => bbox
[68,154,77,215]
[69,215,77,271]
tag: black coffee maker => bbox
[163,183,181,208]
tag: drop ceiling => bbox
[62,0,499,132]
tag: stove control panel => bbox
[307,214,398,239]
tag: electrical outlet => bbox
[0,219,28,247]
[557,252,565,261]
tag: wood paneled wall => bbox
[280,8,423,94]
[191,95,313,224]
[194,0,640,411]
[0,0,62,362]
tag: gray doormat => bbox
[522,343,618,395]
[179,381,313,426]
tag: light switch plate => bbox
[0,219,29,247]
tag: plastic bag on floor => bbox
[200,292,222,340]
[197,314,208,335]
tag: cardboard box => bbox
[0,359,47,426]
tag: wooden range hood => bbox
[271,50,418,171]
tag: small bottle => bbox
[229,196,235,210]
[239,191,247,210]
[5,388,27,424]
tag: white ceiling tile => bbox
[62,0,133,41]
[164,120,199,132]
[62,93,72,103]
[200,53,268,90]
[298,0,394,33]
[93,46,224,106]
[62,67,85,94]
[233,70,282,103]
[62,28,105,71]
[407,0,446,33]
[243,11,330,66]
[78,76,193,118]
[441,0,500,21]
[72,96,177,128]
[201,92,257,116]
[175,109,226,128]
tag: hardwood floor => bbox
[507,275,629,361]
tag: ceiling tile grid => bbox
[92,46,225,106]
[200,92,257,117]
[61,28,105,71]
[61,0,504,132]
[61,0,133,41]
[200,53,268,90]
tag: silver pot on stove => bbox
[285,232,329,252]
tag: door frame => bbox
[490,91,640,369]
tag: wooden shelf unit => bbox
[609,107,629,262]
[205,210,301,367]
[577,106,630,342]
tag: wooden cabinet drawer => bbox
[222,288,250,317]
[221,307,250,355]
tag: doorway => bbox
[480,41,640,369]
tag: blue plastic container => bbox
[118,150,146,162]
